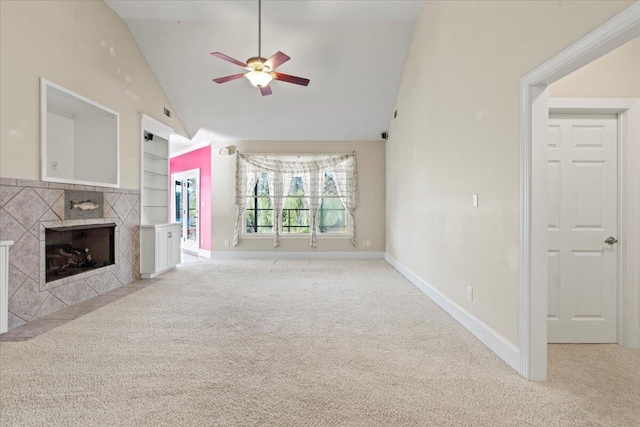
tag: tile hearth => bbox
[0,279,157,342]
[0,178,141,330]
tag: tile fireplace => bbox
[0,178,141,330]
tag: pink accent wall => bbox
[170,145,212,251]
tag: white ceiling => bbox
[106,0,424,145]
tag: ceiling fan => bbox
[211,0,310,96]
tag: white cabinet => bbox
[140,224,181,278]
[139,114,181,278]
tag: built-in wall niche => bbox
[142,131,169,224]
[41,78,120,187]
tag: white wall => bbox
[46,112,75,179]
[210,140,385,253]
[549,37,640,98]
[0,0,187,188]
[74,115,118,185]
[387,0,635,346]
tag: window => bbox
[234,152,357,248]
[245,173,273,233]
[282,177,310,234]
[243,172,347,235]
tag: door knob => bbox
[604,236,618,245]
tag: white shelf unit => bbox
[141,134,169,225]
[139,114,181,277]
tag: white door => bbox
[171,169,200,254]
[547,113,618,343]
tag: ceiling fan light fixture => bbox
[245,70,273,88]
[210,0,309,96]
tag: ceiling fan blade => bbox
[212,73,246,84]
[273,72,310,86]
[211,52,247,68]
[264,51,290,71]
[260,85,273,96]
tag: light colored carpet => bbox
[1,259,638,426]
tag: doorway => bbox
[171,169,200,255]
[519,3,640,380]
[547,111,619,344]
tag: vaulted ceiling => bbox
[106,0,424,143]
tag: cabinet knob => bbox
[167,231,172,238]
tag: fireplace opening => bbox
[45,223,116,283]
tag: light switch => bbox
[472,194,478,207]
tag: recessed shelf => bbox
[143,170,167,177]
[144,152,167,161]
[142,130,170,227]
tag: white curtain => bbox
[233,156,258,246]
[300,172,322,247]
[267,172,294,248]
[234,152,359,248]
[333,169,359,247]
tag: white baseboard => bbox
[198,249,212,259]
[384,253,521,373]
[210,251,385,260]
[141,263,178,279]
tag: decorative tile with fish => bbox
[65,190,104,220]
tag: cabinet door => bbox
[157,228,169,270]
[170,227,182,265]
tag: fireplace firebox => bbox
[45,223,116,283]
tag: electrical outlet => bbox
[467,286,473,301]
[51,161,58,171]
[366,240,371,247]
[224,240,229,247]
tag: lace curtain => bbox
[234,152,359,248]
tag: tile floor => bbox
[0,251,202,342]
[0,251,212,342]
[0,279,159,342]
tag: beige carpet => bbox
[1,259,638,426]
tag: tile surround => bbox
[0,178,141,330]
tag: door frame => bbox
[547,98,639,346]
[170,168,201,253]
[519,3,640,381]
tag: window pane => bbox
[281,176,309,234]
[288,176,305,197]
[323,172,340,197]
[245,175,274,234]
[282,207,310,234]
[319,197,347,234]
[256,210,273,227]
[257,196,272,209]
[245,210,256,233]
[256,173,270,196]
